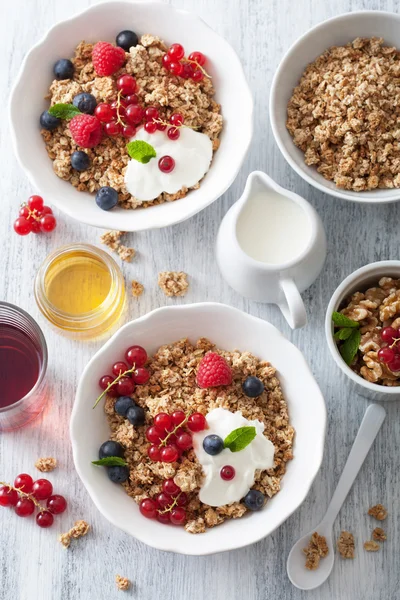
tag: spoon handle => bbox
[321,403,386,528]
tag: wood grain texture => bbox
[1,0,399,598]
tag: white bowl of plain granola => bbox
[9,2,253,231]
[70,303,326,555]
[270,11,400,203]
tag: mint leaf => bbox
[92,456,127,467]
[126,140,156,163]
[334,327,354,341]
[48,103,81,120]
[332,311,359,328]
[340,329,361,366]
[223,426,256,452]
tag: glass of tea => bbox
[0,302,48,431]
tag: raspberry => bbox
[196,352,232,388]
[92,42,126,76]
[69,114,102,148]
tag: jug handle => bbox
[278,278,307,329]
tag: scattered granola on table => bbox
[131,280,144,297]
[372,527,387,542]
[303,532,329,570]
[115,575,131,591]
[333,278,400,385]
[99,337,294,534]
[337,530,355,559]
[59,520,90,548]
[100,230,135,262]
[287,38,400,192]
[364,540,380,552]
[35,457,57,472]
[368,503,388,521]
[158,271,189,297]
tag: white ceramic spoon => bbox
[287,403,386,590]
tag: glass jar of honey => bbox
[34,244,125,338]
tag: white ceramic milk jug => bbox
[216,171,327,329]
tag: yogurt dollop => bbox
[193,408,275,507]
[124,126,213,202]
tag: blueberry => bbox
[71,151,90,171]
[95,186,119,211]
[126,405,145,426]
[72,92,97,115]
[242,376,264,398]
[107,465,129,484]
[203,434,224,455]
[243,489,265,511]
[53,58,74,80]
[116,30,139,51]
[40,110,60,131]
[115,395,135,417]
[99,440,124,459]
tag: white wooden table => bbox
[1,1,399,598]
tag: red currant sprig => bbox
[14,196,56,236]
[139,478,188,525]
[162,44,210,82]
[378,327,400,371]
[146,411,207,463]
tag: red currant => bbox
[148,445,161,461]
[40,214,57,233]
[139,498,157,519]
[188,51,206,66]
[162,54,172,69]
[112,361,129,377]
[41,206,53,216]
[132,367,150,385]
[46,494,67,514]
[381,327,398,343]
[192,69,204,82]
[170,506,186,525]
[180,63,194,79]
[104,120,122,137]
[168,43,185,61]
[187,412,207,432]
[116,376,135,396]
[176,492,188,506]
[154,412,172,431]
[14,474,33,494]
[162,478,181,496]
[160,445,179,463]
[111,99,127,115]
[99,375,118,397]
[171,411,186,426]
[144,121,157,134]
[95,103,115,123]
[169,62,183,76]
[122,125,136,138]
[167,127,180,141]
[32,479,53,500]
[15,498,35,517]
[125,104,144,125]
[157,122,167,131]
[146,426,164,444]
[124,94,138,105]
[125,345,147,367]
[14,217,32,236]
[170,113,184,126]
[144,107,159,122]
[28,195,44,212]
[220,465,235,481]
[36,510,54,528]
[388,354,400,372]
[31,220,42,234]
[378,347,396,364]
[0,486,18,507]
[116,74,137,95]
[156,492,171,508]
[19,206,30,218]
[176,432,192,451]
[156,510,171,524]
[158,155,175,173]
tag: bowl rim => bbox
[9,1,254,231]
[325,260,400,395]
[70,302,326,554]
[269,10,400,204]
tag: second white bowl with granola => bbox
[10,2,253,230]
[70,303,326,555]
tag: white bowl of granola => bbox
[326,261,400,401]
[270,11,400,203]
[70,303,326,555]
[10,2,253,231]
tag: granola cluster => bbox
[337,530,355,559]
[59,520,90,548]
[336,277,400,385]
[104,337,294,534]
[158,271,189,297]
[41,36,222,209]
[115,575,131,591]
[303,532,329,570]
[287,38,400,191]
[35,457,57,472]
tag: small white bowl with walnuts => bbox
[326,261,400,401]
